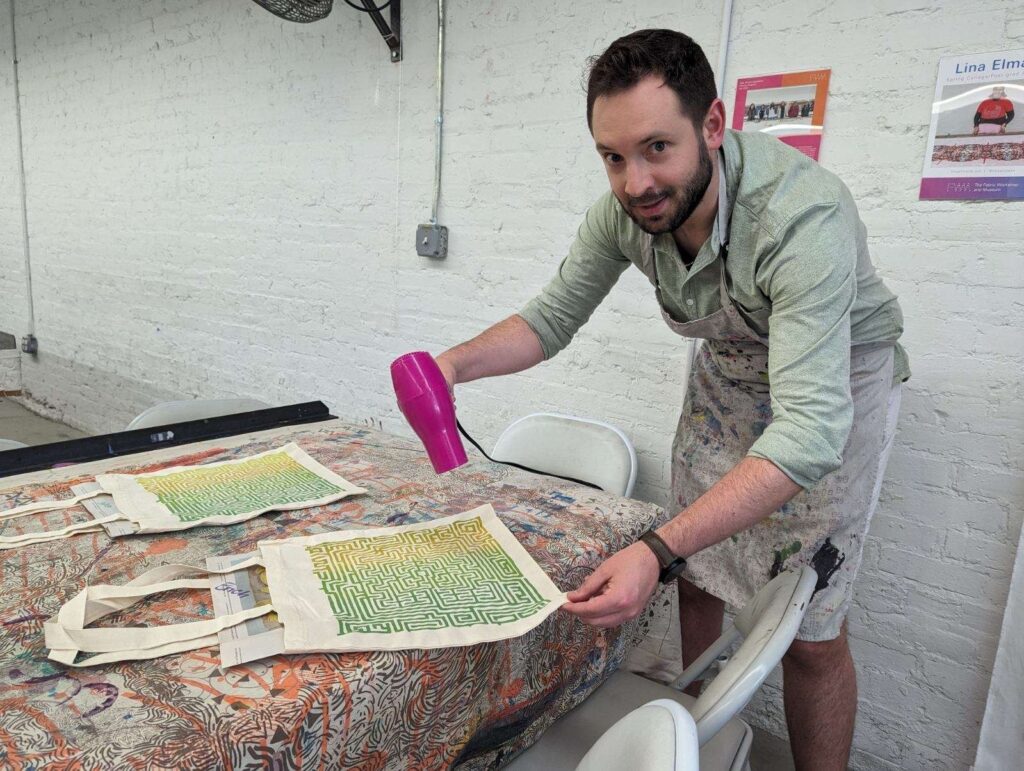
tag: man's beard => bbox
[622,139,713,235]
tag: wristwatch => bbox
[639,530,687,584]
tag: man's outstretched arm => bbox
[562,456,802,627]
[435,314,545,389]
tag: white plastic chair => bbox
[0,438,28,451]
[507,567,818,771]
[491,413,638,497]
[575,699,700,771]
[125,399,271,431]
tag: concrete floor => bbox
[750,729,795,770]
[0,397,87,446]
[0,396,796,769]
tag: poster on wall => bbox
[920,49,1024,200]
[731,68,830,160]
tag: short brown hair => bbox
[586,29,717,131]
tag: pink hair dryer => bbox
[390,351,468,474]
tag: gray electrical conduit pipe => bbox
[686,0,736,371]
[8,0,36,346]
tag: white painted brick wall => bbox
[0,349,20,391]
[1,1,1021,768]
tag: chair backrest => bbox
[0,438,28,451]
[126,399,271,431]
[490,413,637,497]
[575,698,700,771]
[677,567,817,745]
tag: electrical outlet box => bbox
[416,224,448,259]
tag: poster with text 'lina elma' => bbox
[921,49,1024,200]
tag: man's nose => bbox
[623,161,655,199]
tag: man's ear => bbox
[703,98,727,151]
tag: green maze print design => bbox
[137,451,343,523]
[306,516,548,635]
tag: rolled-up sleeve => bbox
[519,195,631,360]
[747,199,858,489]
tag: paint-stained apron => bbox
[648,243,901,642]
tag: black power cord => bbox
[456,419,601,491]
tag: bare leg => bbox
[782,623,857,771]
[677,577,725,698]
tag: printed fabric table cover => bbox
[0,420,665,770]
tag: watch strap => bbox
[639,531,687,584]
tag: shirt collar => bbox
[714,150,730,251]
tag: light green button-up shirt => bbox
[520,129,909,489]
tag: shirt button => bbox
[686,299,695,306]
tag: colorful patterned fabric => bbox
[932,140,1024,163]
[0,420,664,769]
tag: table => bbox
[0,419,665,769]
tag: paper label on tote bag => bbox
[208,551,284,669]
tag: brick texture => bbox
[1,1,1021,768]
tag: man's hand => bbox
[561,541,660,627]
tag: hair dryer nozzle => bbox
[390,352,468,474]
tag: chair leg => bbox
[730,722,754,771]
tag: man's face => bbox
[592,76,713,235]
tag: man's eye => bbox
[651,141,667,152]
[605,153,623,164]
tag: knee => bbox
[783,629,851,674]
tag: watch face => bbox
[661,558,687,583]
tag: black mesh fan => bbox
[251,0,333,22]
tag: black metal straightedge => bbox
[361,0,401,62]
[0,401,335,478]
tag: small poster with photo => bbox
[920,49,1024,200]
[732,68,830,160]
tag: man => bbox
[435,29,907,770]
[973,85,1015,135]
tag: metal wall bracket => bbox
[361,0,401,62]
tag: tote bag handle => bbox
[45,557,272,667]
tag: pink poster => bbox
[732,69,831,160]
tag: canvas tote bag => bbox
[45,505,569,667]
[0,443,365,549]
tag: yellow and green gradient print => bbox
[307,516,548,635]
[138,451,342,523]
